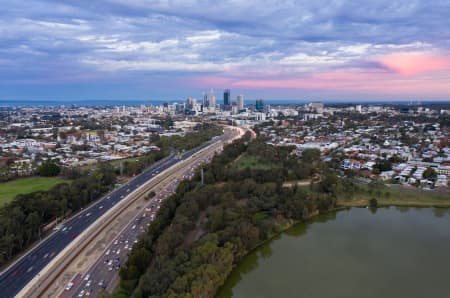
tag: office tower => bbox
[186,97,193,111]
[203,92,209,108]
[237,94,244,110]
[209,89,216,108]
[175,103,185,114]
[223,89,231,110]
[255,98,264,112]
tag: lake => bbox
[217,207,450,298]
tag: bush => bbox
[369,198,378,208]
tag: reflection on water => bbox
[217,207,450,298]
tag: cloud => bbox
[379,52,450,75]
[0,0,449,100]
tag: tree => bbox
[369,198,378,208]
[38,160,60,177]
[301,149,321,163]
[423,167,437,180]
[374,160,392,172]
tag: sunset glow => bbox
[0,1,450,100]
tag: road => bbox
[0,126,240,298]
[66,146,217,298]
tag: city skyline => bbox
[1,1,450,101]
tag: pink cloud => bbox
[188,68,450,96]
[379,52,450,75]
[186,52,450,97]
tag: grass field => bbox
[232,154,279,171]
[0,177,67,207]
[337,184,450,208]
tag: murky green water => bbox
[217,207,450,298]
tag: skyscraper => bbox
[255,98,264,112]
[223,89,231,110]
[203,92,209,108]
[209,89,216,108]
[237,94,244,110]
[186,97,193,111]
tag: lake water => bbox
[217,207,450,298]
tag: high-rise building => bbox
[186,97,193,111]
[209,89,216,108]
[255,98,264,112]
[203,92,209,108]
[237,94,244,110]
[223,89,231,110]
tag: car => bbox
[84,274,90,281]
[99,205,104,209]
[78,290,85,297]
[116,249,120,254]
[108,267,113,271]
[65,282,74,291]
[86,280,92,287]
[105,249,110,256]
[86,212,91,217]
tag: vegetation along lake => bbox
[218,207,450,298]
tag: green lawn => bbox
[0,177,67,207]
[232,154,279,171]
[337,184,450,208]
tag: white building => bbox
[237,95,244,110]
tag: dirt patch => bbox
[184,211,208,245]
[283,180,311,187]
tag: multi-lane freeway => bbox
[0,127,238,298]
[66,148,215,298]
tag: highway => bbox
[66,148,215,298]
[0,127,237,298]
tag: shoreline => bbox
[216,201,450,297]
[336,198,450,208]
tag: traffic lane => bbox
[72,216,144,297]
[71,179,185,296]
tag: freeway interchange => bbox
[0,126,242,298]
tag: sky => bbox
[1,0,450,102]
